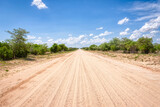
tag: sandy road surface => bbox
[0,50,160,107]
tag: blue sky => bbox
[0,0,160,47]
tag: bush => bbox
[89,44,98,50]
[109,38,121,51]
[98,42,110,51]
[50,43,61,53]
[137,37,154,54]
[0,42,13,60]
[82,37,159,54]
[29,44,48,55]
[59,44,68,51]
[154,43,160,53]
[68,47,78,51]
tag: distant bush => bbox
[29,44,48,55]
[82,37,159,54]
[50,43,62,53]
[98,42,110,51]
[68,47,78,51]
[59,44,68,51]
[89,44,98,50]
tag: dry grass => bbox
[89,50,160,72]
[0,51,72,79]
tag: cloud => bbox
[27,35,36,40]
[139,16,160,32]
[142,34,155,38]
[128,1,160,21]
[118,17,129,25]
[157,38,160,41]
[135,13,160,21]
[80,37,108,45]
[31,0,48,9]
[47,39,54,46]
[96,27,103,30]
[68,34,72,37]
[120,28,130,36]
[34,39,43,44]
[130,1,160,11]
[150,30,159,34]
[130,16,160,39]
[99,30,113,37]
[130,30,141,39]
[47,35,86,46]
[89,34,93,36]
[93,36,99,39]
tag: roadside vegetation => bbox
[82,37,160,54]
[0,28,78,61]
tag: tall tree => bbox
[7,28,29,58]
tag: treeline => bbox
[82,37,160,54]
[0,28,78,60]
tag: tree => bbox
[98,42,110,51]
[29,44,48,55]
[89,44,98,50]
[59,44,68,51]
[7,28,29,58]
[137,37,154,54]
[50,43,61,53]
[109,38,121,51]
[127,41,138,53]
[120,38,132,52]
[68,47,78,51]
[154,43,160,53]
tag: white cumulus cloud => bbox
[139,16,160,32]
[96,27,103,30]
[34,39,43,44]
[99,30,113,37]
[157,38,160,41]
[118,17,129,25]
[130,30,141,39]
[31,0,48,9]
[89,34,93,36]
[120,28,130,36]
[27,35,36,40]
[51,35,85,45]
[80,37,108,45]
[130,16,160,39]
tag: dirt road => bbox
[0,50,160,107]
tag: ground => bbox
[0,50,160,107]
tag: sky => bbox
[0,0,160,47]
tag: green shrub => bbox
[89,44,98,50]
[50,43,61,53]
[30,44,48,55]
[98,42,110,51]
[137,37,154,54]
[0,45,13,60]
